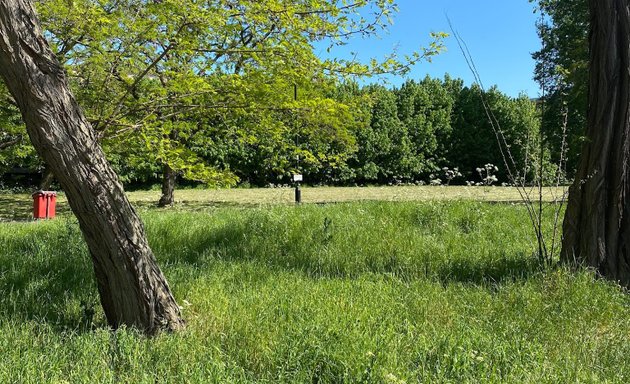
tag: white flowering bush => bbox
[442,166,462,185]
[475,163,499,187]
[429,174,442,186]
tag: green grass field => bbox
[0,192,628,382]
[0,185,567,221]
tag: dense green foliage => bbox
[5,0,440,190]
[1,73,546,188]
[531,0,589,177]
[0,201,628,382]
[0,1,551,191]
[0,84,37,181]
[447,82,542,183]
[149,78,546,186]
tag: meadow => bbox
[0,185,566,221]
[0,187,628,383]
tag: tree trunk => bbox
[0,0,184,334]
[39,164,54,190]
[158,163,176,207]
[561,0,630,286]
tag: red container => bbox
[32,191,57,219]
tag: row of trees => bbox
[1,74,548,193]
[340,78,543,186]
[0,2,553,202]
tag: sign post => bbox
[293,174,303,204]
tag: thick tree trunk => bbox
[0,0,184,334]
[561,0,630,286]
[158,163,176,207]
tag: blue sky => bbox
[318,0,542,97]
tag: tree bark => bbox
[0,0,184,334]
[39,164,54,190]
[561,0,630,286]
[158,163,176,207]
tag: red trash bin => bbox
[32,191,57,219]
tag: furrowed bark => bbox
[561,0,630,286]
[39,164,54,190]
[0,0,184,334]
[158,163,176,207]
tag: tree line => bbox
[0,1,558,208]
[1,74,551,193]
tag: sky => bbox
[318,0,542,98]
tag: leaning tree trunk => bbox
[561,0,630,286]
[158,163,176,207]
[0,0,184,334]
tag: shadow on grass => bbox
[433,255,541,287]
[0,195,33,221]
[0,213,541,332]
[0,222,100,333]
[0,197,258,222]
[133,200,266,211]
[153,219,541,286]
[0,195,73,221]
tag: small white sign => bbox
[293,174,303,182]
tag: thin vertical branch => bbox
[447,18,541,248]
[448,9,566,267]
[549,102,570,260]
[538,70,547,265]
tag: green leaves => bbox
[31,0,445,187]
[0,84,38,175]
[531,0,588,177]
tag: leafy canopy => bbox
[31,0,446,185]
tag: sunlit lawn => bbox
[0,185,567,221]
[0,198,628,382]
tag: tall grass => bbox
[0,201,628,383]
